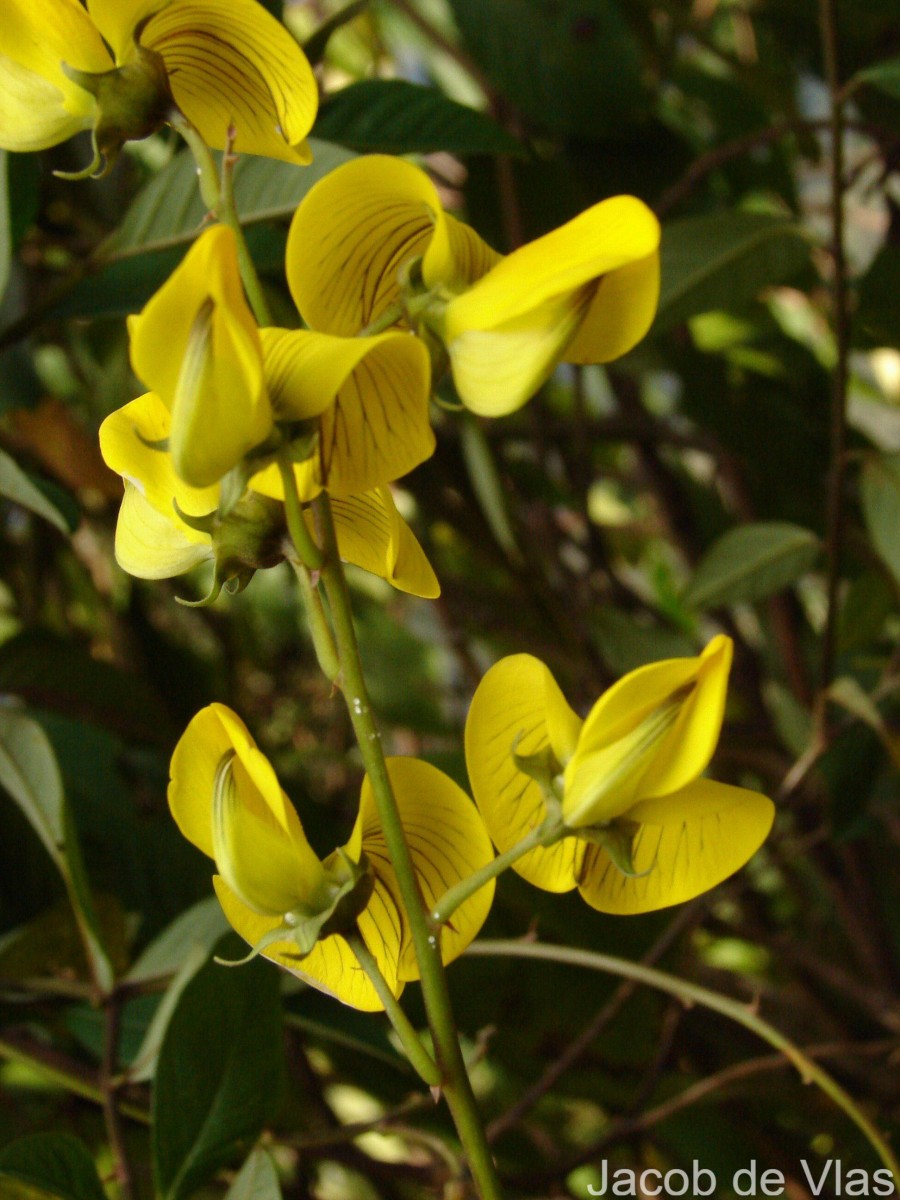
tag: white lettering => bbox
[873,1169,896,1196]
[612,1168,637,1196]
[761,1168,785,1196]
[694,1165,717,1196]
[801,1159,836,1196]
[734,1163,757,1196]
[640,1169,662,1197]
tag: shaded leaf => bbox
[127,896,230,984]
[225,1150,283,1200]
[314,79,522,155]
[855,56,900,101]
[0,705,114,989]
[683,522,820,608]
[0,448,74,534]
[153,940,285,1200]
[860,453,900,588]
[107,140,355,259]
[0,703,66,869]
[0,630,176,746]
[0,1134,107,1200]
[448,0,646,138]
[654,212,810,332]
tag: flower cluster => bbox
[12,0,772,1011]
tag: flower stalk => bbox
[311,492,504,1200]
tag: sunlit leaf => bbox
[861,453,900,587]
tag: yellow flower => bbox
[169,705,495,1010]
[0,0,317,168]
[98,392,441,599]
[464,637,774,914]
[286,155,660,416]
[128,225,270,490]
[128,224,434,496]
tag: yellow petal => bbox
[286,155,445,335]
[331,489,440,599]
[445,286,592,416]
[213,877,389,1011]
[0,53,91,152]
[168,704,314,870]
[99,392,221,520]
[567,636,733,822]
[353,758,495,981]
[465,655,584,892]
[317,334,434,497]
[113,481,211,579]
[564,252,660,364]
[0,1,111,135]
[128,226,270,488]
[576,778,774,915]
[99,0,319,161]
[445,195,660,336]
[424,212,502,294]
[212,750,328,915]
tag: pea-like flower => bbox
[169,705,495,1010]
[464,636,774,914]
[0,0,317,171]
[128,224,435,497]
[286,155,660,417]
[98,391,441,599]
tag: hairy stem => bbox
[346,932,441,1086]
[312,493,503,1199]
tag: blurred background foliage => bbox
[1,0,900,1197]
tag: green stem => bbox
[311,492,503,1200]
[277,455,324,571]
[287,559,340,682]
[357,301,405,338]
[346,932,442,1086]
[170,111,273,326]
[467,940,900,1188]
[817,0,851,705]
[433,820,565,926]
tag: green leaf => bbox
[127,896,230,984]
[447,0,646,138]
[0,705,114,990]
[0,630,176,746]
[855,56,900,101]
[0,1133,107,1200]
[683,522,821,608]
[225,1150,283,1200]
[0,703,66,869]
[304,1,369,65]
[106,139,355,259]
[654,212,810,332]
[313,79,522,155]
[861,453,900,587]
[0,448,73,534]
[153,940,285,1200]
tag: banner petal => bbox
[134,0,317,161]
[465,654,583,892]
[287,155,444,335]
[355,758,495,981]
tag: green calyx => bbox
[174,491,287,608]
[577,817,656,879]
[59,45,174,179]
